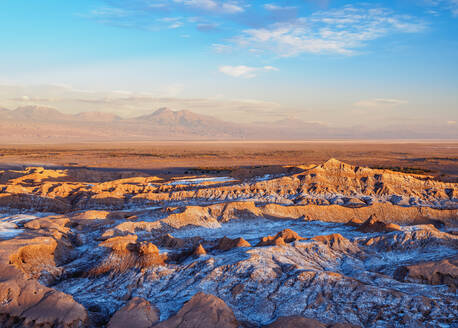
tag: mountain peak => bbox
[138,108,213,122]
[153,107,174,115]
[322,158,346,168]
[11,106,69,121]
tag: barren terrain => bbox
[0,143,456,327]
[1,141,457,180]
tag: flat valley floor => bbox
[0,141,457,181]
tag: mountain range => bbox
[0,106,456,143]
[0,106,331,143]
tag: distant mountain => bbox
[0,106,250,142]
[135,108,222,127]
[8,106,71,121]
[1,106,453,143]
[136,107,218,126]
[74,111,121,122]
[133,108,246,137]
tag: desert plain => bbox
[1,141,457,179]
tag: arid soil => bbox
[0,153,456,327]
[0,141,457,181]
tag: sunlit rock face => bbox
[0,160,456,327]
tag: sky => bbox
[0,0,457,135]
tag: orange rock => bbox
[257,229,304,246]
[0,237,88,327]
[93,238,166,275]
[193,244,207,256]
[312,233,359,253]
[108,297,159,328]
[99,235,138,253]
[153,293,239,328]
[394,256,458,290]
[312,233,346,247]
[358,215,401,233]
[217,236,251,251]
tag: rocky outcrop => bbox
[8,237,62,282]
[311,233,359,253]
[357,215,401,233]
[362,224,458,251]
[257,229,305,246]
[108,297,159,328]
[153,293,239,328]
[0,281,88,328]
[192,244,207,256]
[394,256,458,289]
[99,234,139,252]
[217,236,251,251]
[91,236,166,276]
[0,236,88,327]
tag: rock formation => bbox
[108,297,159,328]
[394,256,458,290]
[152,293,239,328]
[217,236,251,251]
[357,215,402,233]
[257,228,305,246]
[192,244,207,256]
[0,159,456,327]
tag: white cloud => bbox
[219,65,257,78]
[222,3,244,13]
[425,0,458,17]
[233,5,426,56]
[0,83,289,122]
[218,65,279,78]
[174,0,217,10]
[89,7,132,18]
[212,43,233,53]
[173,0,244,14]
[158,17,184,29]
[263,66,279,71]
[264,4,297,11]
[354,98,408,108]
[85,0,247,33]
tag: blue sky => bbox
[0,0,457,134]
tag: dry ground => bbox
[0,141,457,181]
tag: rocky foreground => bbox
[0,159,456,327]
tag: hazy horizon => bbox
[1,0,457,139]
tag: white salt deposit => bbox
[166,177,235,186]
[0,213,47,239]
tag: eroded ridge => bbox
[0,159,456,327]
[0,158,456,213]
